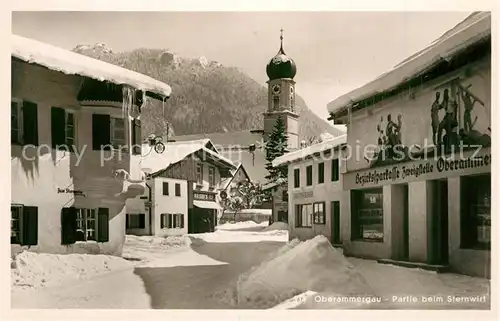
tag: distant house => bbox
[218,163,251,195]
[273,136,347,243]
[11,34,171,255]
[126,139,236,236]
[262,179,288,223]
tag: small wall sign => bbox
[57,188,86,197]
[293,191,314,200]
[194,192,216,202]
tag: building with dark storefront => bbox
[126,139,236,235]
[328,12,491,278]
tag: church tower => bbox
[263,29,299,150]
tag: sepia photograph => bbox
[5,4,495,318]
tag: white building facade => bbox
[11,35,171,255]
[273,136,347,244]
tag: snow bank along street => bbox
[11,221,490,309]
[11,251,149,309]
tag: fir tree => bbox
[265,117,289,183]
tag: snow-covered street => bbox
[11,221,490,310]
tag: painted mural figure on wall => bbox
[370,113,406,167]
[385,114,402,158]
[461,84,479,132]
[431,91,441,145]
[432,82,490,151]
[437,88,460,149]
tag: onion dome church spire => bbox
[266,29,297,80]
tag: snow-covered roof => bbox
[140,140,236,176]
[11,34,172,98]
[272,135,347,167]
[327,11,491,115]
[262,177,287,190]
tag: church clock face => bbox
[272,84,281,95]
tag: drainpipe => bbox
[145,182,152,235]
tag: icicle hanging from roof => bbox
[122,86,133,119]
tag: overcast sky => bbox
[12,11,471,120]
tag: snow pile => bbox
[217,221,268,231]
[233,235,373,308]
[263,222,289,232]
[11,251,132,290]
[122,234,191,262]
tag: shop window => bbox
[306,165,313,186]
[351,188,384,241]
[318,162,325,184]
[126,213,146,229]
[313,202,326,224]
[461,174,491,250]
[295,204,313,228]
[161,213,185,229]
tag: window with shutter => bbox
[97,208,109,243]
[51,107,66,149]
[332,159,339,182]
[127,213,146,229]
[61,207,77,245]
[181,214,185,228]
[318,162,325,184]
[196,164,203,185]
[65,111,76,152]
[160,214,167,229]
[92,114,111,150]
[139,214,146,229]
[296,204,313,228]
[22,101,38,146]
[294,168,300,188]
[306,165,313,186]
[11,205,22,244]
[111,118,126,150]
[11,100,22,144]
[22,206,38,246]
[208,167,215,187]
